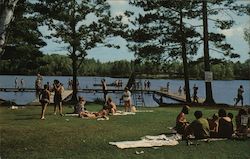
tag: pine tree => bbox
[34,0,125,102]
[127,0,249,105]
[2,0,46,74]
[127,0,202,103]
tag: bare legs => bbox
[54,102,63,116]
[124,100,131,112]
[40,103,48,119]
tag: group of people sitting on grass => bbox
[175,105,250,139]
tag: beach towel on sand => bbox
[109,134,182,149]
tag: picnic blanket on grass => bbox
[109,134,182,149]
[65,113,79,116]
[109,134,231,149]
[113,111,136,116]
[136,110,154,113]
[65,113,109,120]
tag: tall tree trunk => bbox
[0,0,19,56]
[71,51,78,104]
[202,0,215,105]
[180,5,191,103]
[70,4,78,104]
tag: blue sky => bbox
[39,0,250,63]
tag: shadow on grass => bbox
[14,115,38,120]
[16,113,40,116]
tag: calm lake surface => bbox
[0,75,249,106]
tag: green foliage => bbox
[1,0,46,74]
[37,54,72,75]
[127,0,202,63]
[33,0,127,101]
[233,60,250,80]
[1,54,249,80]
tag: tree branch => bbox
[210,48,225,54]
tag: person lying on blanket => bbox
[79,97,117,119]
[79,110,109,119]
[79,107,109,119]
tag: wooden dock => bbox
[154,90,204,103]
[0,87,204,104]
[0,88,36,92]
[0,88,153,94]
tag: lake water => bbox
[0,75,249,106]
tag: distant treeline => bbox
[0,54,249,80]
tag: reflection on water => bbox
[0,92,37,105]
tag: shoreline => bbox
[0,74,249,80]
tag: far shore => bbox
[0,74,249,80]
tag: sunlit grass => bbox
[0,104,249,159]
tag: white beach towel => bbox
[113,111,136,116]
[109,134,181,149]
[65,114,79,116]
[136,110,154,113]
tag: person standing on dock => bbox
[20,78,24,88]
[101,79,108,102]
[39,84,50,120]
[14,77,18,88]
[166,82,170,92]
[36,73,43,83]
[144,80,147,90]
[115,80,119,90]
[53,80,64,116]
[234,85,244,106]
[178,86,182,96]
[67,78,72,89]
[119,80,123,89]
[147,80,151,90]
[35,73,43,94]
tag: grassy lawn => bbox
[0,104,250,159]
